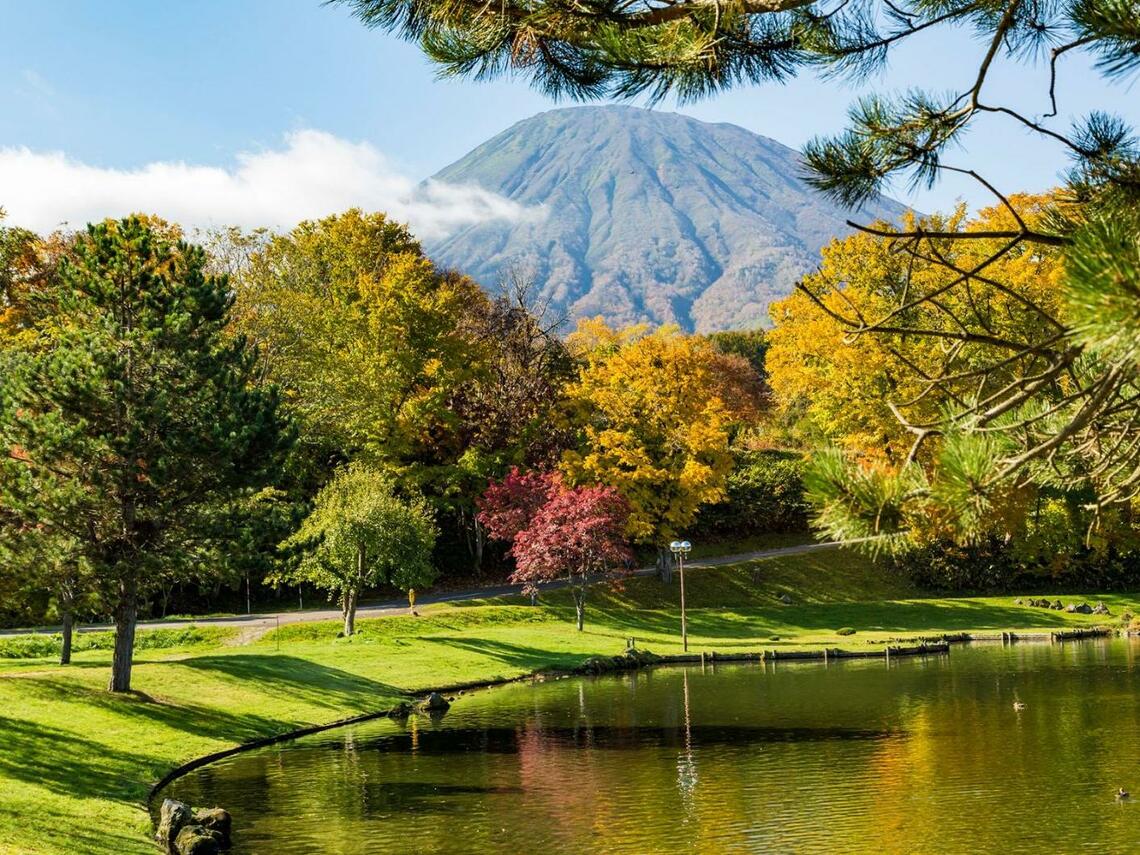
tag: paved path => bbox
[0,540,844,637]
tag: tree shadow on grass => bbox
[0,713,167,806]
[173,654,405,715]
[418,636,589,671]
[4,658,404,805]
[12,672,304,746]
[581,599,1100,644]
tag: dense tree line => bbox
[0,208,783,688]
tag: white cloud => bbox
[0,130,538,240]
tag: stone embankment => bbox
[156,799,231,855]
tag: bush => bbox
[696,450,808,538]
[892,537,1140,593]
[0,634,60,659]
[0,626,233,659]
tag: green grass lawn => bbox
[1,548,1136,855]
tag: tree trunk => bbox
[656,546,674,583]
[59,604,74,666]
[573,587,585,631]
[343,543,366,637]
[342,587,358,637]
[108,576,137,692]
[473,516,486,576]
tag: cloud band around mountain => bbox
[0,130,539,239]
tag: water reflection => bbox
[167,639,1140,854]
[676,670,697,814]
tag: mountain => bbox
[425,106,908,332]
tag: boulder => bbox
[1051,600,1065,610]
[192,808,231,847]
[420,692,451,712]
[156,799,192,847]
[173,825,222,855]
[1093,602,1111,615]
[580,648,661,674]
[1070,603,1094,615]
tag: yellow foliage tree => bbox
[561,320,763,576]
[226,209,488,462]
[767,195,1066,463]
[0,217,71,345]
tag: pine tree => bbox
[0,217,290,691]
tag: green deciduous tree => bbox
[0,216,290,691]
[225,209,487,464]
[694,449,809,539]
[279,464,437,636]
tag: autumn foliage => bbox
[477,467,554,545]
[561,322,765,573]
[478,468,631,629]
[767,196,1065,462]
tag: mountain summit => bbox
[426,106,907,332]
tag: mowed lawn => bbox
[2,548,1137,855]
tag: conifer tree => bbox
[0,217,290,691]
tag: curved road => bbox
[1,540,846,637]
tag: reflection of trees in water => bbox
[676,669,698,813]
[741,643,1140,854]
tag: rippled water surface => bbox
[166,639,1140,854]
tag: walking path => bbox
[0,540,843,637]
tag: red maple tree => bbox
[476,467,555,543]
[478,469,632,630]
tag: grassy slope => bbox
[1,548,1136,855]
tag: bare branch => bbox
[846,220,1070,247]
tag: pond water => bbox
[165,639,1140,854]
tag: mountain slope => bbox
[426,106,908,332]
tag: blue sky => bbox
[2,1,1138,233]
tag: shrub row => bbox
[0,626,233,659]
[892,538,1140,593]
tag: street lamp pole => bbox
[670,540,692,652]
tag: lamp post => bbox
[670,539,692,652]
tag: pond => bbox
[164,639,1140,853]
